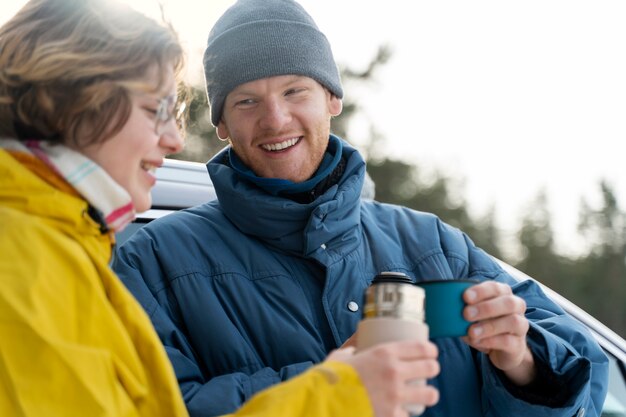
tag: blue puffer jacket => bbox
[114,138,608,417]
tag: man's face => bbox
[217,75,342,182]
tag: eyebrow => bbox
[230,76,311,98]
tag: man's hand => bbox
[462,281,537,386]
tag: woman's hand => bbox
[328,340,440,417]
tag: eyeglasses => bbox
[154,94,186,135]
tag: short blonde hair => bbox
[0,0,185,146]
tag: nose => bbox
[258,98,291,131]
[158,120,184,155]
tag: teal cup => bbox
[416,279,479,338]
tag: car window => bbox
[603,353,626,417]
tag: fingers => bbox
[372,339,439,361]
[462,281,528,349]
[344,340,441,417]
[403,382,440,409]
[397,353,441,381]
[462,281,532,373]
[464,282,526,322]
[367,341,440,385]
[372,379,439,417]
[467,311,529,341]
[464,280,512,305]
[358,340,440,382]
[467,331,527,354]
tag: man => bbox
[114,0,608,416]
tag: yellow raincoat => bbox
[0,148,371,417]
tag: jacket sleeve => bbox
[456,232,610,417]
[113,241,313,417]
[223,361,372,417]
[482,277,609,417]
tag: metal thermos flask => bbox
[356,271,429,415]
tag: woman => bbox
[0,1,439,416]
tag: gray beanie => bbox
[203,0,343,126]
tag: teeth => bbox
[141,162,157,173]
[261,137,299,151]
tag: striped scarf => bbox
[0,138,135,232]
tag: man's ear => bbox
[216,121,229,141]
[329,95,343,117]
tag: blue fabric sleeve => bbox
[475,271,608,417]
[436,221,609,417]
[181,360,312,417]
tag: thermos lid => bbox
[372,271,413,284]
[365,272,424,321]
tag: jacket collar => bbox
[0,148,114,259]
[207,137,366,259]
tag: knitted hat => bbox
[203,0,343,126]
